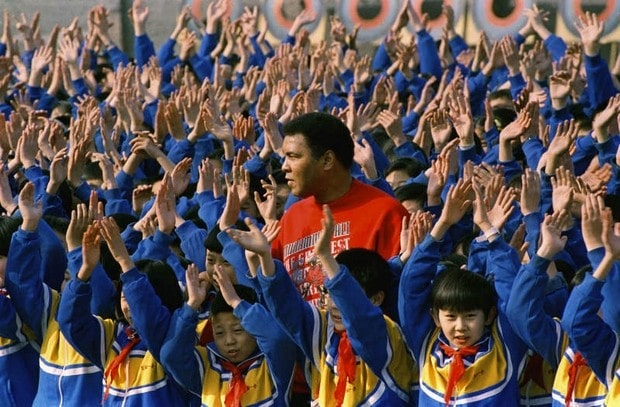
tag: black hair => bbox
[204,225,224,253]
[492,107,517,131]
[134,259,184,314]
[210,284,257,316]
[604,194,620,223]
[204,220,250,253]
[43,215,70,235]
[488,89,513,103]
[431,268,497,317]
[439,253,468,270]
[281,112,354,169]
[183,205,207,230]
[394,183,427,206]
[334,248,389,299]
[385,157,426,179]
[83,161,103,182]
[0,217,21,256]
[570,264,591,291]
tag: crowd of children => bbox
[0,0,620,405]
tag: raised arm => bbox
[562,199,620,382]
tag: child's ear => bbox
[485,305,498,325]
[369,291,384,307]
[430,308,441,327]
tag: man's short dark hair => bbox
[282,112,354,169]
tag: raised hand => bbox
[427,155,448,206]
[131,0,150,36]
[155,173,176,234]
[520,168,541,216]
[185,263,208,311]
[509,223,529,263]
[486,185,516,231]
[47,148,69,195]
[0,163,16,216]
[429,110,453,152]
[253,175,278,223]
[592,94,620,143]
[581,194,605,251]
[226,217,271,257]
[171,6,190,40]
[18,182,42,232]
[551,166,575,216]
[449,90,474,147]
[288,8,318,37]
[219,182,240,231]
[574,11,604,57]
[170,157,192,197]
[537,211,569,260]
[601,205,620,260]
[545,119,578,176]
[376,108,406,145]
[212,263,243,309]
[353,138,377,180]
[312,204,340,280]
[66,203,89,251]
[77,223,102,282]
[428,180,469,242]
[99,217,134,272]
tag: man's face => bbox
[281,134,324,197]
[432,308,494,348]
[212,312,257,363]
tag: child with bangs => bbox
[159,262,297,406]
[399,179,528,406]
[227,204,418,406]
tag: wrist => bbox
[536,246,557,260]
[77,266,93,282]
[118,258,135,273]
[187,299,202,311]
[551,98,568,110]
[481,225,500,240]
[430,220,450,240]
[21,219,39,232]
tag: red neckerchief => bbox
[439,343,480,406]
[103,326,140,401]
[334,330,356,407]
[220,355,261,407]
[565,352,587,407]
[519,352,548,392]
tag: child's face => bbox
[323,293,345,332]
[212,312,257,363]
[433,308,494,348]
[205,251,236,290]
[120,291,132,326]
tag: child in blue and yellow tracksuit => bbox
[227,205,418,406]
[159,264,296,406]
[5,188,116,406]
[507,210,608,406]
[57,218,191,406]
[399,181,527,406]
